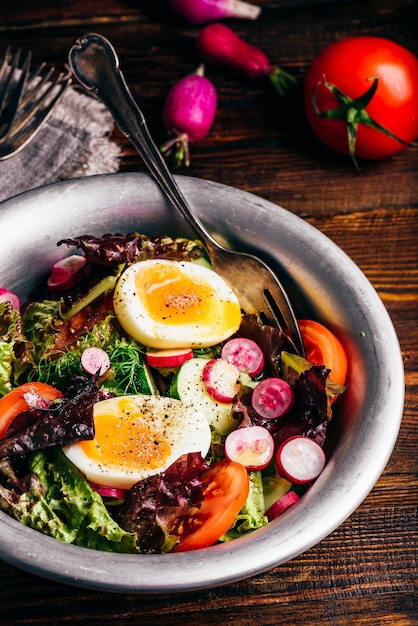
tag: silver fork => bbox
[68,33,305,355]
[0,46,71,160]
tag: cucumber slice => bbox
[137,361,159,396]
[171,357,237,435]
[262,472,292,513]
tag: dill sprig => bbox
[104,341,156,396]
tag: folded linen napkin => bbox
[0,84,121,204]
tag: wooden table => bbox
[1,1,417,624]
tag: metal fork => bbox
[68,33,304,355]
[0,46,71,160]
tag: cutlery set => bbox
[0,47,70,160]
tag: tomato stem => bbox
[311,76,413,167]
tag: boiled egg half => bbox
[113,259,241,349]
[63,395,211,489]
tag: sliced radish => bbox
[251,377,293,419]
[47,254,87,292]
[90,483,126,502]
[221,337,264,377]
[276,436,326,484]
[0,288,20,311]
[202,358,241,403]
[265,490,300,521]
[146,348,194,368]
[225,425,274,470]
[81,346,111,376]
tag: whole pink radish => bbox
[196,23,296,95]
[161,65,217,167]
[165,0,261,24]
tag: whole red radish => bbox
[196,23,296,95]
[161,65,217,167]
[165,0,261,24]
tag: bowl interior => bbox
[0,173,404,592]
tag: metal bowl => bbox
[0,172,404,593]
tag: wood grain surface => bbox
[1,1,417,624]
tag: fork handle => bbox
[69,33,219,255]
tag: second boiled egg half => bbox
[113,259,241,349]
[63,395,211,489]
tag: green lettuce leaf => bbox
[22,299,62,362]
[30,448,139,553]
[0,449,139,553]
[219,470,268,542]
[0,342,14,397]
[0,302,35,394]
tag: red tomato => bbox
[0,382,63,439]
[298,320,347,387]
[172,460,249,552]
[304,37,418,161]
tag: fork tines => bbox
[0,46,71,159]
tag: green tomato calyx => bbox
[311,76,412,167]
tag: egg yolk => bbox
[113,259,242,349]
[80,410,171,472]
[135,262,236,326]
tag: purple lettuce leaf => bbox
[57,233,205,268]
[118,452,208,553]
[0,376,107,460]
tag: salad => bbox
[0,232,347,554]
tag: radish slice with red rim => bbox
[251,377,293,419]
[47,254,87,292]
[146,348,193,368]
[0,288,20,311]
[221,337,264,377]
[265,490,300,521]
[276,435,326,484]
[81,347,111,376]
[225,425,274,470]
[90,483,126,503]
[202,358,241,403]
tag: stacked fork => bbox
[0,46,71,160]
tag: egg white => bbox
[63,395,211,489]
[113,259,241,349]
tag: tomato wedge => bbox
[298,319,348,387]
[0,382,63,439]
[172,460,250,552]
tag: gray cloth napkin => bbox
[0,85,121,203]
